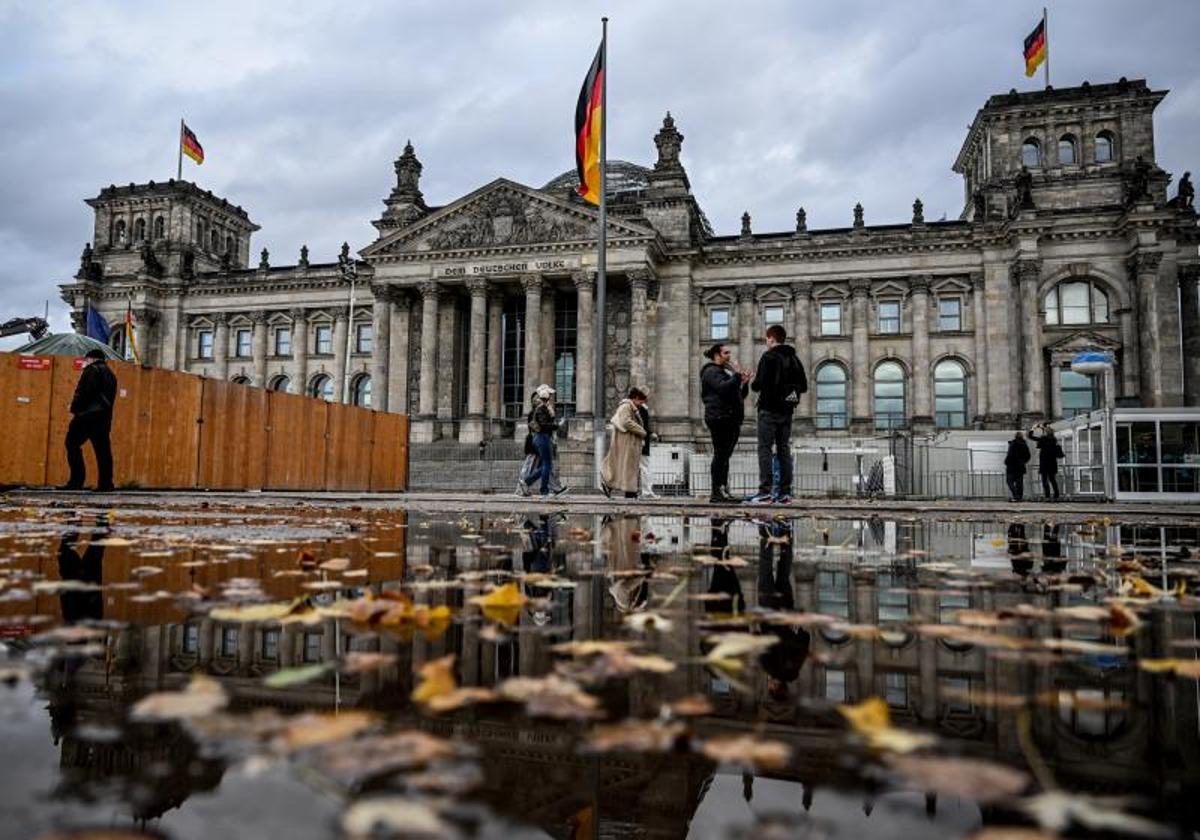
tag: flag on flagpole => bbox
[574,42,605,205]
[85,304,111,344]
[1023,17,1047,78]
[124,301,140,364]
[181,123,205,165]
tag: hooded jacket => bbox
[751,344,807,415]
[700,362,747,424]
[70,359,117,418]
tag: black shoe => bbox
[96,484,115,492]
[57,483,83,491]
[600,481,612,498]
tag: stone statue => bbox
[78,243,93,275]
[653,112,683,171]
[259,247,270,269]
[1015,166,1035,211]
[1127,155,1152,205]
[1177,171,1194,210]
[139,243,163,278]
[795,207,807,233]
[741,211,752,237]
[852,203,864,228]
[912,197,924,225]
[973,191,987,221]
[299,244,310,268]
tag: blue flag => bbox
[85,304,111,343]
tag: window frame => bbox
[1094,131,1114,163]
[709,307,730,341]
[310,374,335,402]
[1057,134,1077,166]
[937,297,962,332]
[1044,280,1109,326]
[197,329,214,360]
[351,374,372,408]
[234,328,252,358]
[763,304,785,328]
[815,362,848,430]
[354,322,373,354]
[313,323,333,355]
[820,302,843,337]
[273,325,292,357]
[1021,137,1041,168]
[876,300,900,334]
[934,359,968,429]
[873,361,907,431]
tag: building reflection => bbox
[23,511,1200,836]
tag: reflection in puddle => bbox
[0,499,1198,838]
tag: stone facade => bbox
[61,79,1199,447]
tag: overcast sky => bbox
[1,0,1197,346]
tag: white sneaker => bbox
[640,492,660,499]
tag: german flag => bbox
[1023,18,1047,78]
[574,41,604,205]
[181,123,204,165]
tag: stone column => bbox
[332,306,349,401]
[1180,264,1200,406]
[629,271,650,388]
[910,276,932,428]
[850,280,871,428]
[414,282,440,442]
[251,311,268,387]
[521,274,543,399]
[290,308,308,394]
[1050,363,1063,419]
[1132,251,1164,406]
[388,292,411,414]
[133,308,156,367]
[791,282,813,427]
[486,289,503,420]
[572,271,596,437]
[1013,259,1045,421]
[370,285,392,412]
[737,283,756,422]
[1118,306,1140,398]
[689,287,703,430]
[539,285,556,388]
[970,273,989,421]
[213,312,230,381]
[461,278,489,443]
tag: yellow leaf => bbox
[278,711,376,751]
[469,582,526,609]
[837,697,935,754]
[412,654,457,705]
[1139,658,1200,678]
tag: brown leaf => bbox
[497,675,602,720]
[584,720,686,753]
[666,695,715,717]
[412,654,457,706]
[700,734,791,770]
[340,652,398,674]
[1139,658,1200,678]
[310,730,460,786]
[887,755,1029,803]
[341,797,449,839]
[837,697,935,754]
[277,710,376,751]
[130,674,228,722]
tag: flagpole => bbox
[177,118,184,181]
[592,16,608,490]
[1042,7,1049,88]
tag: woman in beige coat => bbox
[601,388,648,498]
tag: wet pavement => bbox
[1,492,1199,839]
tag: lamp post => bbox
[338,242,357,404]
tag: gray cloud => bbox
[2,0,1197,346]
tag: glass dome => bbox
[541,160,651,199]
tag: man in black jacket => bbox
[1003,431,1031,502]
[748,325,807,504]
[700,343,749,503]
[64,349,117,491]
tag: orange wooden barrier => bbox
[0,352,408,492]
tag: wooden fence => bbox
[0,352,408,491]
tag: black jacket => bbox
[70,360,117,418]
[527,403,558,434]
[700,362,747,424]
[1030,430,1064,474]
[1003,437,1031,473]
[751,344,807,415]
[637,404,652,456]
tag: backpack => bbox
[1054,443,1065,460]
[776,354,806,405]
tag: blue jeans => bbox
[526,432,554,495]
[757,410,793,496]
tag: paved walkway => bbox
[5,489,1199,524]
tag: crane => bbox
[0,317,50,341]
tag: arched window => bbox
[815,363,848,429]
[934,360,968,428]
[231,375,250,386]
[310,374,335,402]
[114,219,127,245]
[1044,280,1109,325]
[133,218,147,242]
[210,229,220,252]
[267,374,291,393]
[196,219,206,244]
[351,374,372,408]
[1094,131,1114,163]
[1021,138,1041,168]
[1061,369,1099,418]
[1058,134,1077,165]
[873,361,906,430]
[153,216,165,239]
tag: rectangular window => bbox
[303,632,322,663]
[197,329,213,359]
[261,629,279,660]
[876,571,909,621]
[938,298,962,331]
[825,669,847,702]
[820,303,842,336]
[817,570,850,618]
[877,301,900,334]
[501,298,525,419]
[182,623,199,654]
[885,672,908,708]
[709,308,730,340]
[274,326,291,356]
[554,293,578,416]
[235,328,251,358]
[763,305,785,326]
[314,324,333,354]
[354,323,373,353]
[221,626,239,658]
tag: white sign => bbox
[433,257,579,279]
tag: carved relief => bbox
[425,191,594,251]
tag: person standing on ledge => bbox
[1004,430,1031,502]
[1029,423,1064,501]
[700,343,750,503]
[636,396,659,499]
[63,349,117,492]
[747,324,806,504]
[601,387,648,499]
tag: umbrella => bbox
[17,333,122,360]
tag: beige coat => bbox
[601,399,647,493]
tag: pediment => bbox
[361,178,654,258]
[1045,330,1121,353]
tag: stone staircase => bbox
[408,439,597,493]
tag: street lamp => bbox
[338,242,357,404]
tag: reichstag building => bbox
[61,78,1199,446]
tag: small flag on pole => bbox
[124,301,140,365]
[1023,17,1047,78]
[181,123,204,165]
[85,304,111,344]
[574,42,605,206]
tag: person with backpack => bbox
[522,385,567,498]
[746,325,807,504]
[1029,423,1064,500]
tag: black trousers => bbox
[65,413,113,489]
[757,410,794,495]
[706,417,741,494]
[1041,472,1060,499]
[1005,471,1024,501]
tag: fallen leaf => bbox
[584,720,686,753]
[1022,791,1173,838]
[412,654,457,706]
[209,598,311,623]
[1108,601,1142,637]
[310,730,461,786]
[319,558,351,572]
[1139,658,1200,678]
[341,797,449,839]
[340,652,398,673]
[703,632,778,674]
[665,695,714,717]
[887,755,1029,803]
[700,734,791,770]
[277,711,376,751]
[497,675,601,720]
[625,612,674,633]
[131,674,227,722]
[837,697,935,754]
[263,662,332,688]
